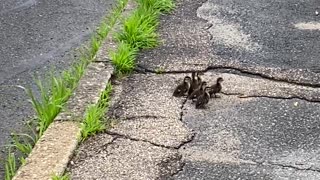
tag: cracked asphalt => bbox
[69,0,320,179]
[0,0,115,178]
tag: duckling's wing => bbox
[182,85,189,94]
[196,97,205,108]
[189,82,197,95]
[204,97,209,104]
[210,84,216,90]
[189,89,199,99]
[217,84,222,92]
[195,99,203,106]
[209,84,218,95]
[173,85,183,96]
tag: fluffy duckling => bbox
[196,87,211,109]
[196,72,204,86]
[173,76,192,97]
[188,81,207,101]
[189,72,204,95]
[209,77,223,98]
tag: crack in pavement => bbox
[119,115,168,121]
[238,95,320,103]
[232,159,320,173]
[221,92,320,103]
[106,131,178,150]
[179,97,188,122]
[166,94,196,178]
[254,161,320,173]
[177,96,196,147]
[107,126,195,150]
[136,64,320,88]
[267,162,320,173]
[167,158,186,179]
[158,153,185,179]
[68,135,118,168]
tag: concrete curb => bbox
[13,121,80,180]
[14,55,113,180]
[12,1,136,179]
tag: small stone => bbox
[315,10,319,16]
[294,102,299,106]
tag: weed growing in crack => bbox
[81,83,113,141]
[90,35,101,58]
[97,22,109,40]
[111,41,138,75]
[51,173,70,180]
[11,133,37,157]
[116,7,159,49]
[4,149,16,180]
[3,121,38,179]
[155,67,165,74]
[112,0,175,75]
[27,74,72,137]
[137,0,175,13]
[62,56,88,89]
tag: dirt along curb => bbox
[12,1,136,179]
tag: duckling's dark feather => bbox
[196,89,210,109]
[173,76,191,97]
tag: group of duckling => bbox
[173,72,223,109]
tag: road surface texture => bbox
[0,0,115,178]
[69,0,320,179]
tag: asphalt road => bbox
[203,0,320,71]
[0,0,115,177]
[11,0,320,179]
[135,0,320,179]
[138,0,320,86]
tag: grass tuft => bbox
[155,67,165,74]
[111,42,137,75]
[136,0,175,13]
[81,105,106,141]
[112,0,175,75]
[81,84,112,141]
[11,133,36,156]
[51,173,70,180]
[26,74,72,137]
[116,8,159,49]
[97,22,110,40]
[90,36,101,58]
[4,149,16,180]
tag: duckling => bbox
[188,81,207,101]
[188,72,198,95]
[173,76,192,97]
[196,72,204,86]
[209,77,223,98]
[196,87,211,109]
[188,72,204,95]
